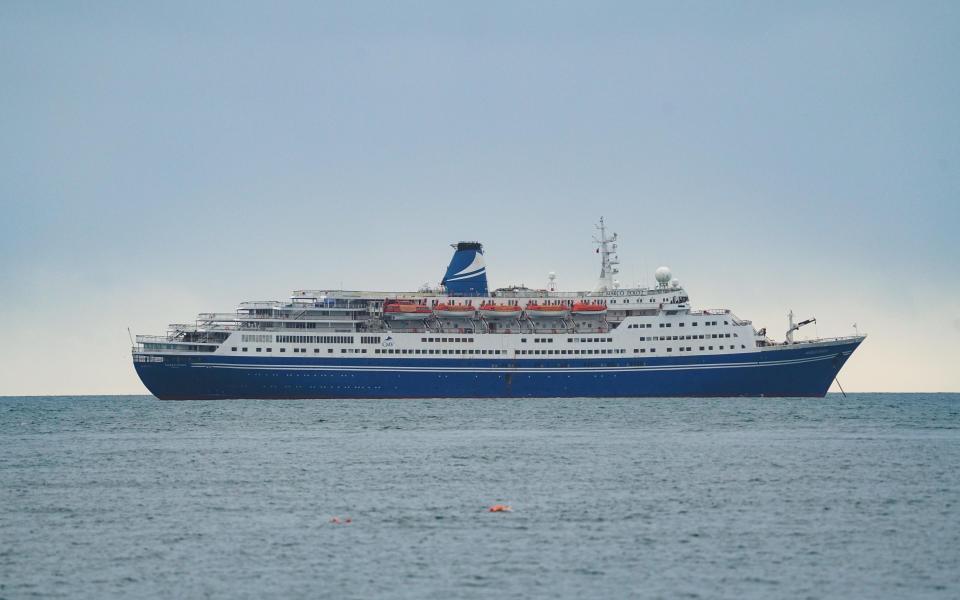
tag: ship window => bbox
[709,346,713,350]
[313,349,319,353]
[699,346,704,351]
[256,348,262,352]
[231,347,237,351]
[741,344,746,348]
[650,348,656,352]
[667,348,672,352]
[679,323,684,327]
[421,338,427,342]
[267,348,272,352]
[328,349,333,353]
[659,324,664,328]
[634,349,639,353]
[724,321,729,325]
[375,349,380,354]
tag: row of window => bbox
[360,336,382,344]
[658,320,727,328]
[275,335,355,344]
[376,349,504,355]
[232,347,368,354]
[228,344,749,355]
[518,349,626,355]
[638,333,735,341]
[514,337,615,344]
[626,324,653,329]
[420,337,475,343]
[241,334,273,343]
[629,344,747,354]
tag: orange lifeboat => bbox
[525,303,569,319]
[478,303,522,319]
[434,304,476,319]
[383,300,433,320]
[571,301,607,316]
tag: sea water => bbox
[1,394,958,599]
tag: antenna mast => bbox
[593,216,619,292]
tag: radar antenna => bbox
[785,310,816,344]
[593,216,619,292]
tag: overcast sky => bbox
[1,1,957,394]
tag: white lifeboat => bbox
[571,301,607,316]
[479,303,522,319]
[383,301,433,321]
[434,304,476,319]
[525,303,570,319]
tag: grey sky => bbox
[1,2,957,393]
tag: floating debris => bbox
[488,504,512,513]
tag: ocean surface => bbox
[1,394,958,599]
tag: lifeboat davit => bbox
[478,303,522,319]
[383,300,433,320]
[571,301,607,316]
[434,304,476,319]
[525,303,569,319]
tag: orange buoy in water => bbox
[488,504,512,512]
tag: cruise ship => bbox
[132,219,864,399]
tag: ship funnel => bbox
[442,241,488,296]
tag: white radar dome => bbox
[670,278,680,288]
[655,266,672,284]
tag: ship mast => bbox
[593,216,619,292]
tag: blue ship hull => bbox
[134,339,861,399]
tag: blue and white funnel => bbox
[442,242,488,296]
